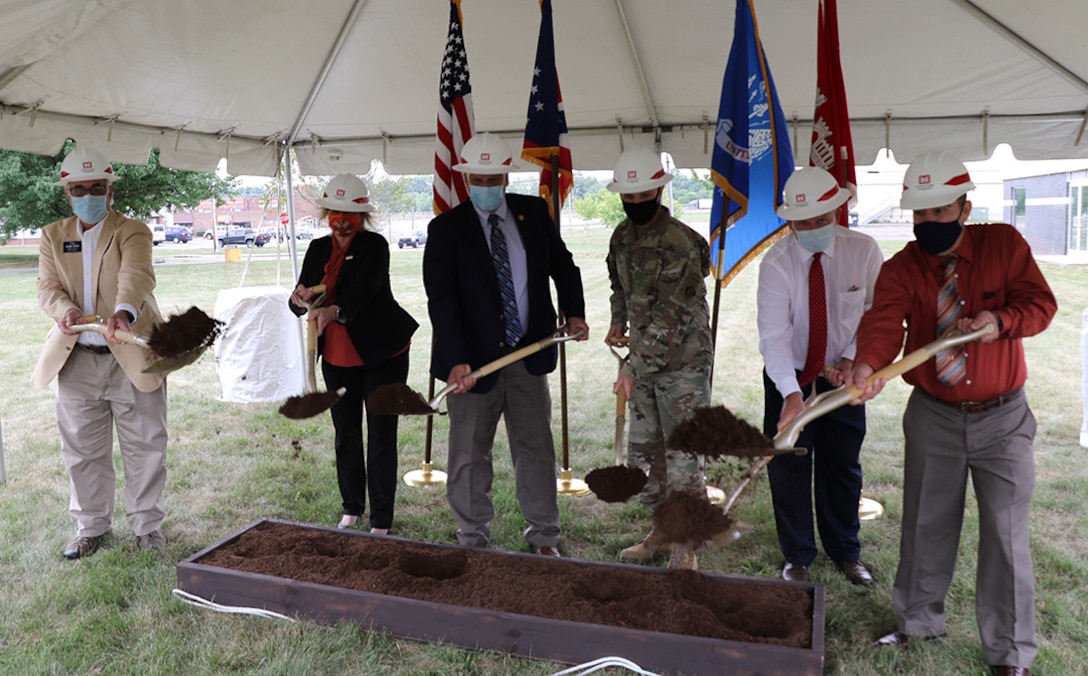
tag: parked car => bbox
[147,223,166,246]
[397,231,427,249]
[164,225,192,243]
[295,230,314,240]
[218,228,269,248]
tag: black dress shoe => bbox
[837,559,874,586]
[782,562,810,582]
[990,667,1030,676]
[873,630,946,647]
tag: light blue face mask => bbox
[469,184,505,213]
[795,224,835,253]
[71,194,109,224]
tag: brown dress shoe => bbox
[63,533,106,560]
[533,545,560,557]
[782,562,810,582]
[991,667,1030,676]
[837,559,874,586]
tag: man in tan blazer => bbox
[33,146,169,559]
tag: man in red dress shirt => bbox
[850,151,1056,676]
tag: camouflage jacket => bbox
[606,208,713,375]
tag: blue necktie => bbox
[489,213,522,347]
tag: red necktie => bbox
[799,252,826,387]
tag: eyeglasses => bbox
[68,184,109,197]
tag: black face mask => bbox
[913,206,965,256]
[623,199,660,225]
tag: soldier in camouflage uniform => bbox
[604,148,713,570]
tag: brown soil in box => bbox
[198,521,813,649]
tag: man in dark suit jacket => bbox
[423,133,588,557]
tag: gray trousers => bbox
[445,361,559,549]
[57,348,169,538]
[896,387,1037,668]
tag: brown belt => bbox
[77,343,112,355]
[926,386,1022,414]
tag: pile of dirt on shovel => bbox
[585,465,647,503]
[147,306,223,358]
[668,405,774,459]
[653,491,734,546]
[366,383,436,416]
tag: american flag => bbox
[433,0,475,215]
[520,0,572,219]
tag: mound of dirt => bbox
[668,406,774,459]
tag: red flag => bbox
[520,0,572,219]
[809,0,856,226]
[433,0,475,215]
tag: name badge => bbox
[63,241,82,253]
[345,255,354,261]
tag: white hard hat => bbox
[900,151,975,210]
[316,174,375,212]
[452,133,520,175]
[776,167,849,221]
[606,147,673,193]
[55,146,117,186]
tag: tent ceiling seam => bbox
[612,0,659,134]
[952,0,1088,94]
[286,0,372,146]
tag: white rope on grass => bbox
[171,588,297,622]
[549,656,660,676]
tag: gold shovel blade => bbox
[142,346,207,374]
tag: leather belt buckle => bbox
[78,343,112,355]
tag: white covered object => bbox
[214,286,304,404]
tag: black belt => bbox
[925,386,1022,414]
[77,343,112,355]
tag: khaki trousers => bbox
[445,361,559,549]
[56,347,168,538]
[897,387,1036,668]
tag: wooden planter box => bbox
[177,518,825,675]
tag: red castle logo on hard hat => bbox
[480,152,491,161]
[796,193,807,204]
[627,170,637,180]
[82,161,93,171]
[919,174,932,185]
[335,189,346,198]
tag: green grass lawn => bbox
[0,230,1086,674]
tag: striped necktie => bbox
[798,252,826,387]
[935,255,967,386]
[489,213,522,347]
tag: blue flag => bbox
[709,0,794,286]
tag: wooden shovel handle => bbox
[305,314,318,393]
[72,316,150,349]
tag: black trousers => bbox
[322,350,409,529]
[762,369,866,566]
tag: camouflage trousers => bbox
[627,364,709,510]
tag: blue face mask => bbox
[469,184,505,212]
[795,224,835,252]
[71,194,109,225]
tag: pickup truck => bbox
[219,228,271,248]
[397,231,427,249]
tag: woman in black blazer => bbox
[288,174,418,533]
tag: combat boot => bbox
[667,543,698,570]
[619,529,668,561]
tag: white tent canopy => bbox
[1,0,1086,176]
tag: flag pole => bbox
[551,154,590,497]
[708,231,726,391]
[404,345,447,486]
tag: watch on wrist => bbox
[335,305,344,322]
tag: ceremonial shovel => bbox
[719,322,997,514]
[367,327,585,416]
[278,285,346,420]
[71,316,209,375]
